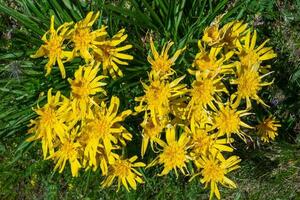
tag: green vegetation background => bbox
[0,0,300,199]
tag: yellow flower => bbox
[101,155,145,191]
[68,63,106,119]
[94,29,133,79]
[83,96,132,166]
[135,72,187,125]
[237,30,277,69]
[190,41,234,75]
[140,116,166,158]
[212,102,253,141]
[148,37,186,76]
[27,88,70,158]
[188,104,212,130]
[31,16,73,78]
[220,20,248,48]
[189,128,234,160]
[48,127,82,177]
[202,15,247,48]
[202,15,224,46]
[147,126,190,177]
[257,116,281,143]
[192,154,241,200]
[231,65,273,108]
[188,72,227,111]
[71,11,107,62]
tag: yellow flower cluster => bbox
[136,16,280,199]
[27,12,281,198]
[31,12,133,79]
[28,12,145,191]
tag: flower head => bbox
[193,154,241,200]
[101,155,145,191]
[82,96,132,166]
[190,41,234,75]
[147,126,190,177]
[68,63,106,119]
[27,88,70,158]
[237,30,277,69]
[202,15,224,46]
[188,72,227,111]
[94,29,133,79]
[188,104,212,130]
[48,127,82,177]
[212,102,253,141]
[257,116,281,143]
[135,72,187,125]
[31,16,73,78]
[140,116,166,158]
[70,11,107,62]
[220,20,248,48]
[231,65,273,108]
[189,128,234,161]
[148,37,186,77]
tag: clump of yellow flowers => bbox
[28,12,143,191]
[28,12,280,199]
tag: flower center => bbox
[73,28,92,49]
[160,142,186,169]
[94,117,111,138]
[46,36,62,57]
[192,133,211,156]
[191,80,214,105]
[71,79,91,99]
[145,81,170,113]
[112,160,131,177]
[237,71,260,98]
[60,140,78,158]
[152,57,173,74]
[202,160,224,182]
[215,107,240,134]
[41,107,56,125]
[239,50,260,68]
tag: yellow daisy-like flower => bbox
[140,116,166,158]
[78,127,119,175]
[202,15,247,48]
[48,127,82,177]
[188,104,212,130]
[212,102,253,141]
[71,11,107,62]
[101,155,146,191]
[68,63,106,119]
[202,15,224,46]
[31,16,73,78]
[189,128,234,160]
[147,37,186,76]
[27,88,70,158]
[257,116,281,143]
[147,126,190,177]
[83,96,132,166]
[193,154,241,200]
[188,72,227,111]
[237,30,277,69]
[220,20,248,48]
[231,65,273,108]
[94,29,133,79]
[190,41,234,75]
[135,72,187,125]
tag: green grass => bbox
[1,0,300,199]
